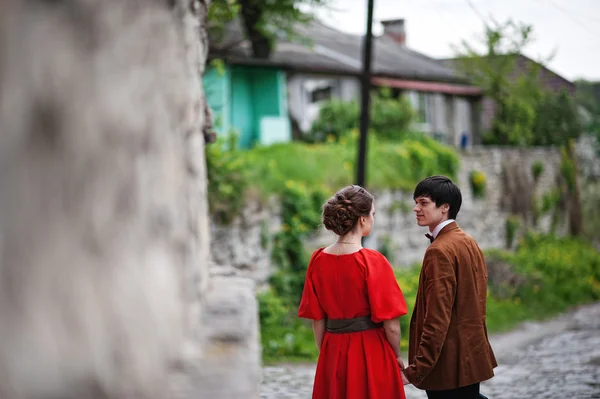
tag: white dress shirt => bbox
[431,219,455,239]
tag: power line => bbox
[537,0,599,36]
[465,0,489,27]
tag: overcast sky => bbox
[308,0,600,81]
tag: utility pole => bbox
[355,0,375,188]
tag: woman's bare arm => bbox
[383,318,402,360]
[312,319,326,352]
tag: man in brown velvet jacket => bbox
[403,176,497,399]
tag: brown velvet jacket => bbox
[404,222,497,390]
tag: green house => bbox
[203,64,291,149]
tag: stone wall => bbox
[0,1,259,398]
[211,145,576,280]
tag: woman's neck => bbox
[336,232,362,245]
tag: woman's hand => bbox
[396,356,405,370]
[401,371,410,385]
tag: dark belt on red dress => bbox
[325,315,383,333]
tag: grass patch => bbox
[241,133,459,198]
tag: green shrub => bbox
[531,160,544,182]
[307,99,359,143]
[270,181,325,303]
[369,89,415,140]
[469,170,487,198]
[505,215,522,249]
[205,134,249,224]
[560,146,576,193]
[484,235,600,332]
[514,234,600,307]
[538,189,561,215]
[533,90,584,146]
[535,189,562,232]
[258,289,317,362]
[308,89,415,143]
[394,265,421,351]
[260,181,327,362]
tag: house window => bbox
[310,86,333,103]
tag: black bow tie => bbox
[425,233,434,243]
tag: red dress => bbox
[298,247,408,399]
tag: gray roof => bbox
[210,20,468,84]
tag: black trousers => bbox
[426,382,480,399]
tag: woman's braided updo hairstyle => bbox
[322,185,374,236]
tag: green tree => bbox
[532,89,584,146]
[453,19,546,145]
[209,0,330,59]
[574,79,600,154]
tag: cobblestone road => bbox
[261,303,600,399]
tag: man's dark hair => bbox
[413,176,462,219]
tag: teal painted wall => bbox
[203,64,291,148]
[231,67,255,148]
[248,68,291,146]
[251,69,281,118]
[203,65,231,134]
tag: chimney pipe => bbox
[381,19,406,46]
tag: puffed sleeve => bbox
[297,248,326,320]
[364,249,407,323]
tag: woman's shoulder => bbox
[309,247,326,262]
[361,247,385,257]
[356,248,390,265]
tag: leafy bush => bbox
[483,93,537,146]
[308,89,415,143]
[560,145,577,193]
[511,234,600,312]
[531,160,544,182]
[258,289,316,361]
[540,190,561,213]
[370,89,415,140]
[394,266,421,351]
[259,181,327,362]
[205,134,249,224]
[469,170,487,198]
[533,90,584,146]
[307,99,359,143]
[270,181,326,303]
[505,214,522,249]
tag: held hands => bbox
[401,371,410,386]
[397,357,411,386]
[396,356,405,370]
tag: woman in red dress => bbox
[298,185,408,399]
